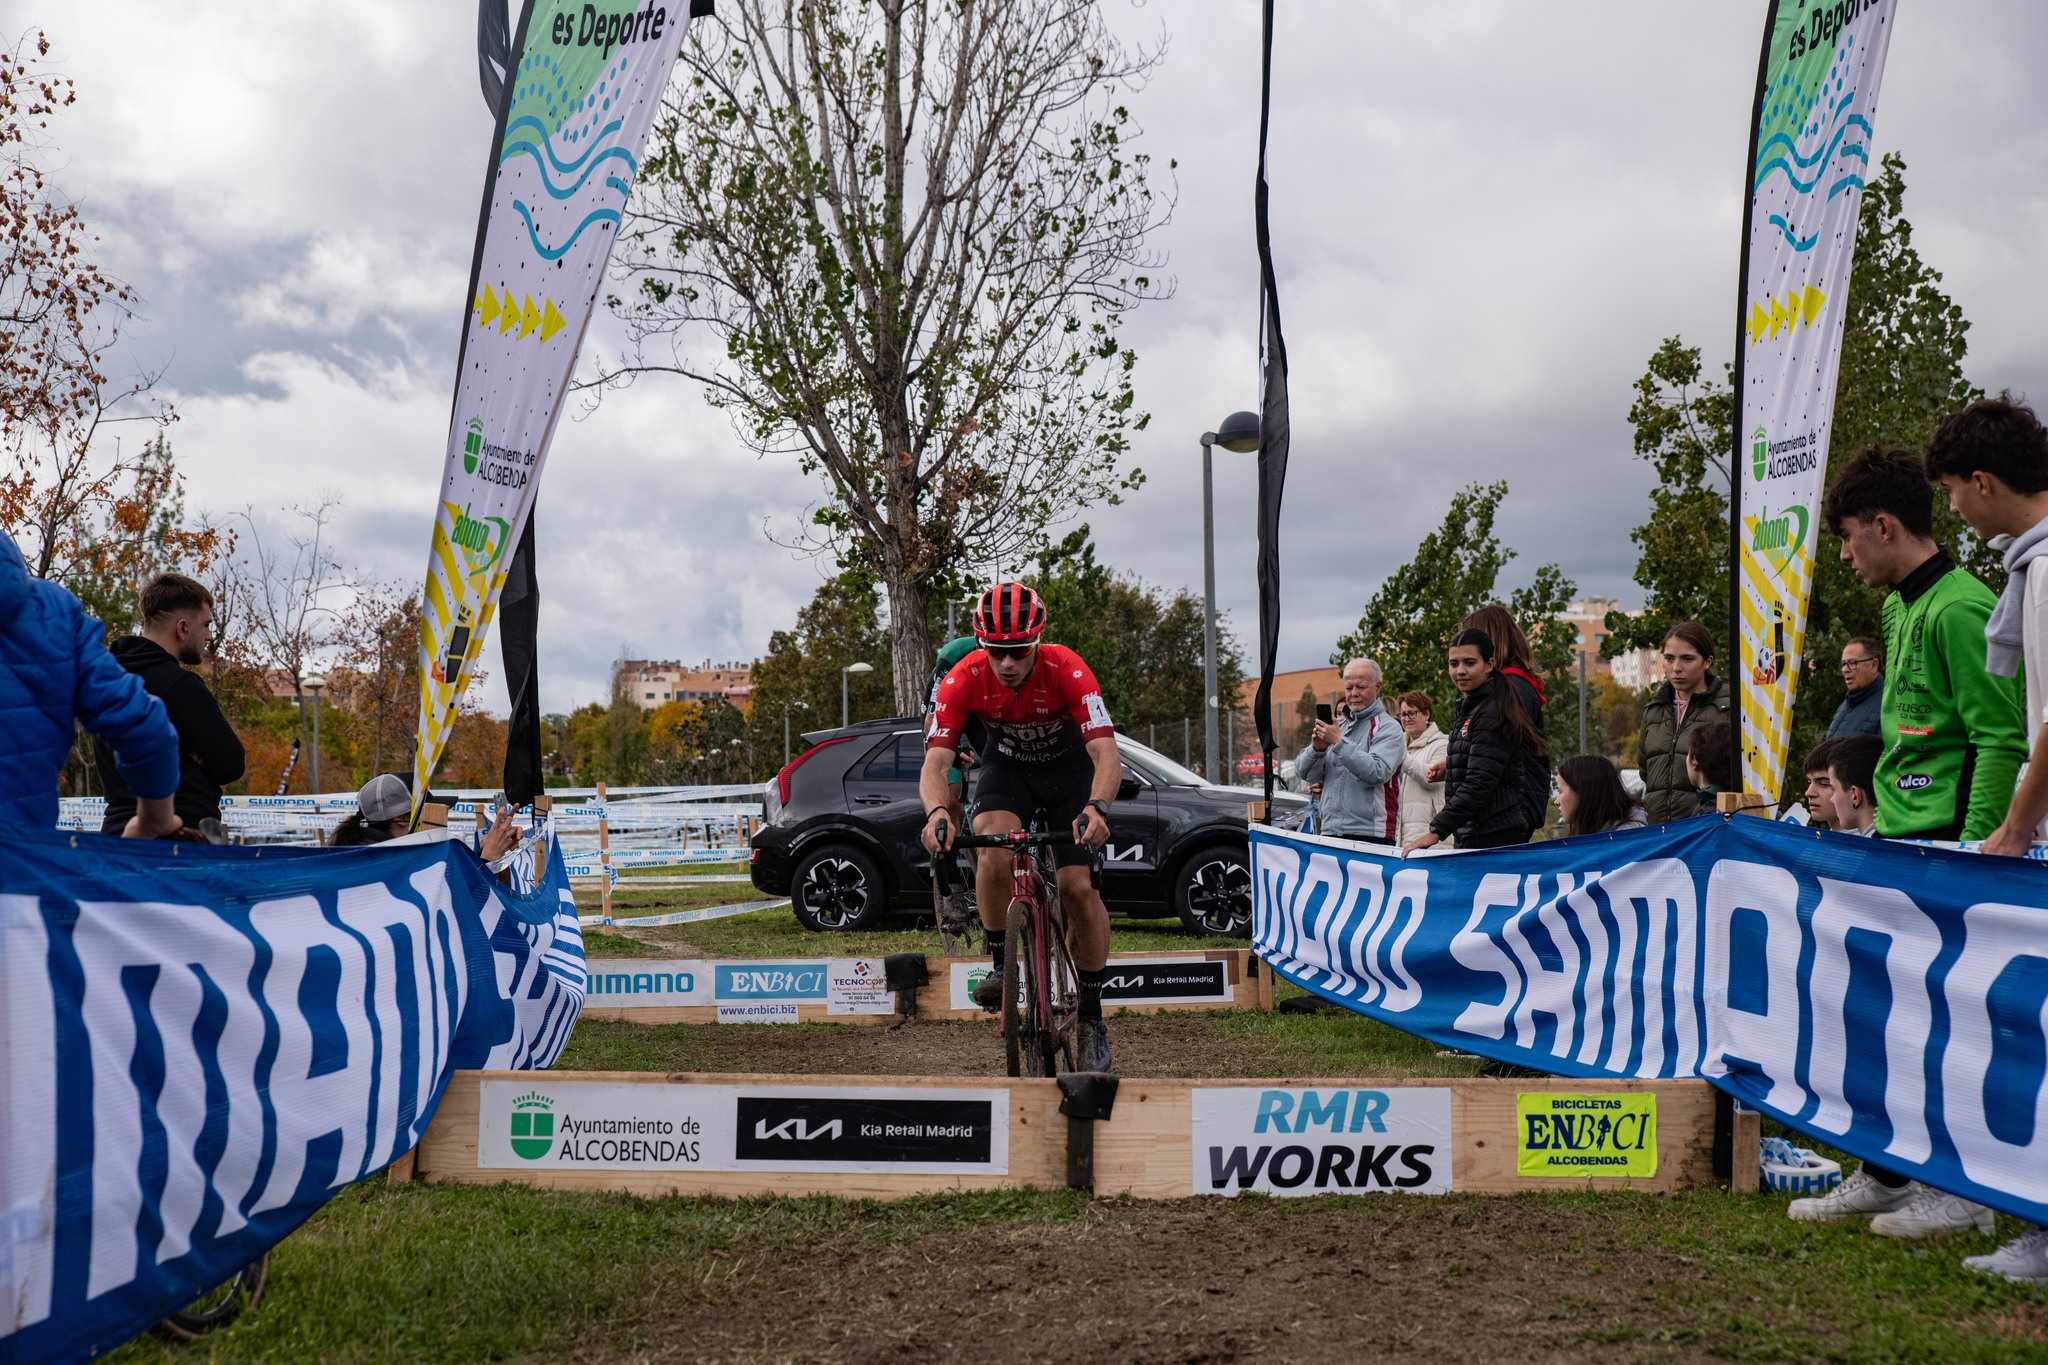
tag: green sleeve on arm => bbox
[1937,601,2028,840]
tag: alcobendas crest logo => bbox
[510,1090,556,1161]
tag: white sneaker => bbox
[1786,1167,1913,1222]
[1964,1226,2048,1283]
[1869,1184,1996,1239]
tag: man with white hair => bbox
[1293,657,1404,845]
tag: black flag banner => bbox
[1252,0,1290,809]
[500,505,544,804]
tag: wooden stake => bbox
[1731,1108,1763,1193]
[419,802,450,830]
[597,781,613,925]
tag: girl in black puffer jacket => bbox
[1403,628,1551,851]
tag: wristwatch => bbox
[1087,798,1112,817]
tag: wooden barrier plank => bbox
[414,1071,1747,1202]
[1094,1077,1727,1199]
[417,1069,1065,1199]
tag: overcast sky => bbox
[45,1,2048,713]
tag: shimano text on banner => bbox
[1250,819,2048,1226]
[1733,1,1897,798]
[415,1,697,801]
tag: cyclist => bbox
[919,582,1121,1071]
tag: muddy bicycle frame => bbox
[937,822,1090,1077]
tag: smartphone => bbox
[1315,703,1334,724]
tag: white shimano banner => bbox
[1252,818,2048,1226]
[1,826,584,1361]
[415,0,700,796]
[1734,0,1898,797]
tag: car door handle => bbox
[853,794,889,806]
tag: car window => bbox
[861,733,921,781]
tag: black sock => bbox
[985,930,1005,974]
[1079,966,1105,1021]
[1866,1163,1909,1190]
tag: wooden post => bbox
[531,794,552,880]
[597,781,613,926]
[1730,1108,1763,1193]
[386,1147,418,1185]
[419,802,450,830]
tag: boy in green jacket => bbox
[1823,448,2026,841]
[1789,447,2021,1243]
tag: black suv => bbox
[749,715,1307,938]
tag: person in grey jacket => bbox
[1827,635,1884,737]
[1294,657,1405,844]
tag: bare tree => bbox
[225,498,353,706]
[596,0,1173,710]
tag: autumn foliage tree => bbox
[0,31,219,599]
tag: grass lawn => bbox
[552,1008,1466,1078]
[104,1181,2048,1363]
[581,881,782,923]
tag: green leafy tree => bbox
[603,0,1172,713]
[1333,481,1579,753]
[1030,526,1244,739]
[1609,154,1982,799]
[746,574,897,772]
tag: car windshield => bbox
[1114,734,1207,786]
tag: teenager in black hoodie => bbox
[96,573,245,832]
[1403,628,1550,852]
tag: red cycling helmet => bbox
[972,581,1047,645]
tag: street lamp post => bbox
[304,673,327,793]
[1196,411,1262,780]
[782,699,810,764]
[841,661,873,728]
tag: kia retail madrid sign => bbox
[479,1081,1010,1175]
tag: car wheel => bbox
[1175,843,1252,939]
[791,845,885,932]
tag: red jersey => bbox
[926,643,1115,764]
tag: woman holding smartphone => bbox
[1402,628,1550,852]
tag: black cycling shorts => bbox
[971,748,1096,870]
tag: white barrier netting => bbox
[58,785,764,875]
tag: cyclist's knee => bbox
[972,809,1021,836]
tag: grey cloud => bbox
[51,1,2048,714]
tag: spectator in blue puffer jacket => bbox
[0,528,183,834]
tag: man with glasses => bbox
[919,581,1121,1070]
[1293,657,1404,846]
[1827,635,1884,738]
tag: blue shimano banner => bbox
[1,824,584,1362]
[1252,817,2048,1225]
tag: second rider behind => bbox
[919,582,1122,1071]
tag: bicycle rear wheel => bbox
[156,1254,269,1339]
[1002,904,1030,1078]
